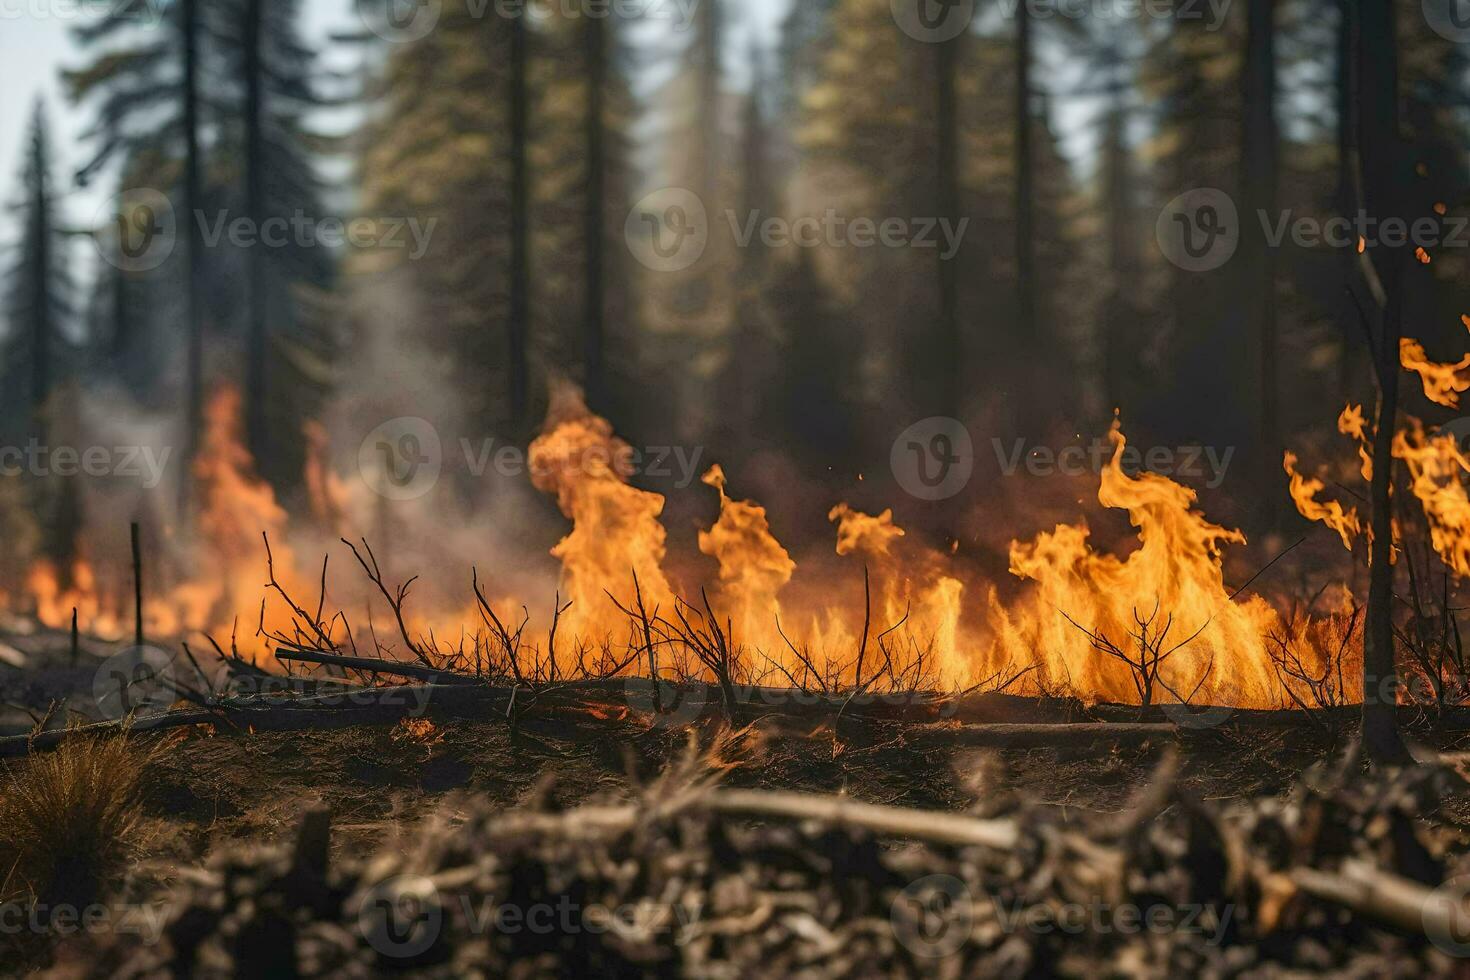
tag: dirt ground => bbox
[49,708,1462,879]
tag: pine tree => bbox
[212,0,337,489]
[5,102,73,432]
[66,0,206,499]
[1139,7,1246,446]
[349,2,635,436]
[3,102,79,579]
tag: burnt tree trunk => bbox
[1241,0,1279,479]
[181,0,204,511]
[1013,2,1036,398]
[1334,0,1364,399]
[1356,0,1411,766]
[508,12,530,425]
[28,118,51,428]
[243,0,268,467]
[936,28,959,420]
[583,11,606,413]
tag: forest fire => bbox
[0,383,1373,712]
[12,1,1470,973]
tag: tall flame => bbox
[527,384,674,642]
[995,420,1281,706]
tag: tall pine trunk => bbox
[181,0,203,509]
[1101,101,1134,415]
[935,30,958,420]
[1241,0,1279,481]
[29,123,51,429]
[508,13,530,425]
[1356,0,1410,765]
[243,0,268,467]
[1334,0,1365,401]
[583,13,605,413]
[1013,3,1036,379]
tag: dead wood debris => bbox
[69,746,1470,978]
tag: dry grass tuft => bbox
[0,732,157,911]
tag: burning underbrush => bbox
[12,369,1470,716]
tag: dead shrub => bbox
[0,731,156,912]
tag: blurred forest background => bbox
[3,0,1470,593]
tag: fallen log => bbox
[0,680,1180,758]
[1289,858,1470,942]
[274,646,480,685]
[0,684,511,757]
[484,786,1021,852]
[946,721,1174,748]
